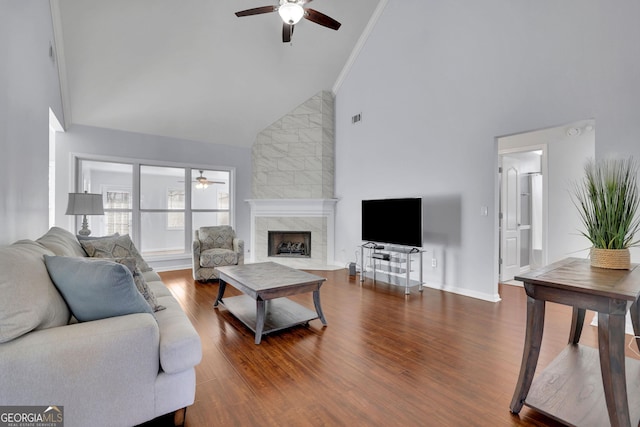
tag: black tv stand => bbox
[360,244,424,295]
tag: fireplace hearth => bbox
[268,231,311,258]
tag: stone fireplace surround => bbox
[249,91,337,270]
[247,199,337,269]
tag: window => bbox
[167,189,185,230]
[191,169,231,231]
[140,165,186,255]
[217,191,229,225]
[106,190,131,235]
[79,160,133,237]
[76,158,233,259]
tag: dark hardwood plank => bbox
[152,269,640,427]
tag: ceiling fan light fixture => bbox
[278,2,304,25]
[195,170,209,189]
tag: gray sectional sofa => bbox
[0,227,202,427]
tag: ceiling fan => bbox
[235,0,342,43]
[181,171,225,189]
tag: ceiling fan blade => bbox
[282,23,294,43]
[235,6,277,17]
[304,8,341,30]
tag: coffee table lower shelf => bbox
[524,344,640,426]
[220,295,319,341]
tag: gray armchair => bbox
[192,226,244,282]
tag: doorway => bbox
[499,148,545,282]
[497,119,596,284]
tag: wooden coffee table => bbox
[213,262,327,344]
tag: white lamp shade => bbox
[65,192,105,215]
[278,3,304,25]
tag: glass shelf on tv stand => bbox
[359,244,424,295]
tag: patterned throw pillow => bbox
[113,258,165,312]
[79,234,152,272]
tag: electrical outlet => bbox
[431,258,437,268]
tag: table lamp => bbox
[65,191,104,236]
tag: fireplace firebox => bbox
[268,231,311,258]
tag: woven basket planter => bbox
[590,247,631,270]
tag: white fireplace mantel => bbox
[247,199,338,216]
[246,199,338,267]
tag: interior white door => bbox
[500,156,521,282]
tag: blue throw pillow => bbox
[43,255,154,322]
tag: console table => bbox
[359,244,424,295]
[510,258,640,426]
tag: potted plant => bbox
[572,157,640,269]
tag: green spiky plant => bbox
[572,158,640,249]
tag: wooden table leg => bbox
[597,310,631,427]
[213,280,227,307]
[631,300,640,352]
[313,289,327,325]
[510,295,545,414]
[568,307,586,344]
[255,299,266,345]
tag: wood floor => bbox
[156,268,640,427]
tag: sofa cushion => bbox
[154,296,202,374]
[36,226,86,257]
[79,234,152,272]
[147,280,173,298]
[43,255,154,322]
[113,258,165,312]
[0,240,71,343]
[199,248,238,267]
[142,269,163,283]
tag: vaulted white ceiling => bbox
[53,0,382,148]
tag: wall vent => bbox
[351,113,362,124]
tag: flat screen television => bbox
[361,197,423,248]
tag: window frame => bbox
[72,154,236,261]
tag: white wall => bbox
[0,2,64,245]
[547,130,596,262]
[334,0,640,301]
[54,125,252,259]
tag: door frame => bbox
[498,144,548,282]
